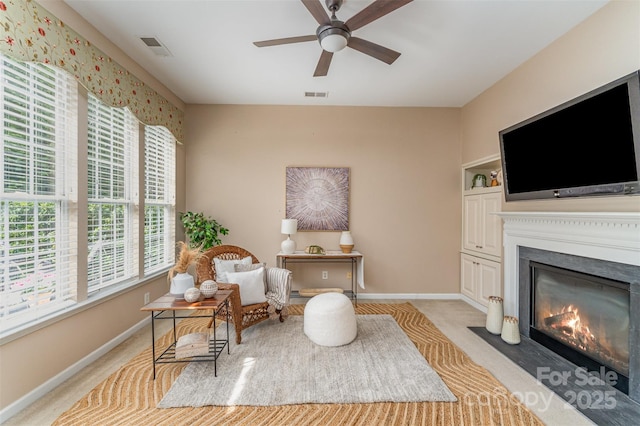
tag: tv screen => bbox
[499,71,640,201]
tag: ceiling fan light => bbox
[317,26,350,53]
[321,33,348,52]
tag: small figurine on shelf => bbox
[490,170,500,187]
[472,173,487,189]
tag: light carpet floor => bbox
[158,314,456,407]
[52,303,543,425]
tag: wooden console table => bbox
[276,251,363,302]
[140,290,232,379]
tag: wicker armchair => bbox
[196,245,292,344]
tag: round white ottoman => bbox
[304,292,357,346]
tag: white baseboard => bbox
[459,294,488,313]
[0,316,150,423]
[357,293,463,300]
[358,293,488,314]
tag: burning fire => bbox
[539,303,628,376]
[543,305,595,351]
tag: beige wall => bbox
[461,0,640,212]
[184,105,462,294]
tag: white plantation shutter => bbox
[144,126,175,273]
[0,56,78,327]
[87,95,139,292]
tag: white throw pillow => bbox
[225,267,268,306]
[213,256,252,283]
[234,262,267,291]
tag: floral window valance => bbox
[0,0,184,142]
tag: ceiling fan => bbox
[253,0,413,77]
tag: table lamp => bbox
[281,219,298,254]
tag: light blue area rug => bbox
[158,314,456,407]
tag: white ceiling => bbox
[62,0,608,107]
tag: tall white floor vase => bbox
[485,296,504,335]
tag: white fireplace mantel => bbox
[497,211,640,317]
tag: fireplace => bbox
[498,211,640,404]
[528,258,631,394]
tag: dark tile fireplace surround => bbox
[518,247,639,402]
[471,212,640,425]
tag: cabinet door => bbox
[462,195,481,252]
[460,254,476,299]
[477,258,502,306]
[480,192,502,257]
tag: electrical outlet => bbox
[322,271,328,280]
[144,292,150,304]
[346,272,352,279]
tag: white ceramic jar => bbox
[170,272,194,299]
[339,231,354,253]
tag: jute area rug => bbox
[53,303,543,426]
[158,315,456,407]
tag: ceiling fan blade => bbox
[254,35,317,48]
[301,0,331,25]
[313,50,334,77]
[345,0,413,32]
[347,37,401,65]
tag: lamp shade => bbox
[281,219,298,235]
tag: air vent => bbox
[139,36,172,57]
[304,91,329,98]
[140,37,162,47]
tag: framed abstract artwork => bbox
[286,167,350,231]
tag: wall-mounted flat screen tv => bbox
[499,70,640,201]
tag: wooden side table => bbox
[140,290,232,379]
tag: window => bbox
[0,54,176,337]
[86,95,139,292]
[1,56,77,328]
[144,126,175,274]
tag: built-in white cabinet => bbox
[463,189,502,257]
[460,155,503,309]
[460,253,502,306]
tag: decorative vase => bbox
[501,316,521,345]
[200,280,218,298]
[485,296,503,335]
[339,231,354,253]
[170,272,194,299]
[184,287,201,303]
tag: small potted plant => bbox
[168,241,202,299]
[180,211,229,250]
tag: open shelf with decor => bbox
[463,156,502,191]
